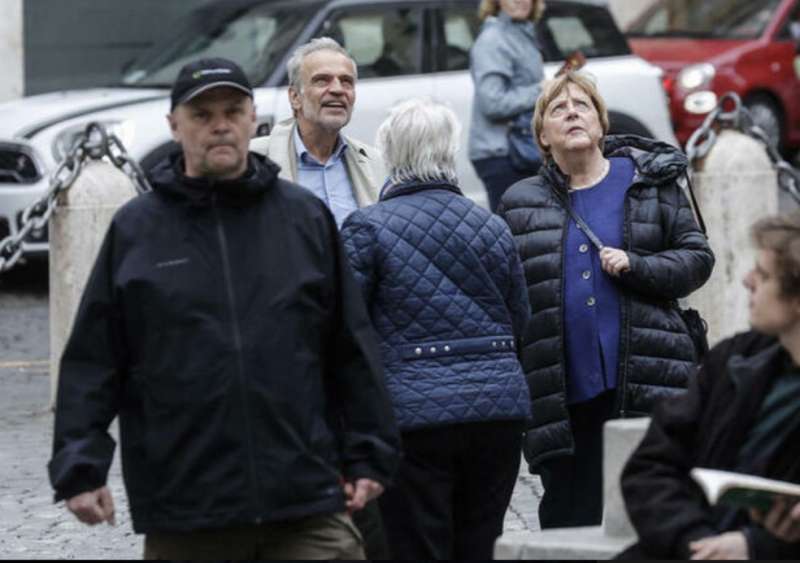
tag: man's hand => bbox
[599,247,630,277]
[343,478,384,513]
[689,531,749,560]
[751,499,800,543]
[66,486,116,526]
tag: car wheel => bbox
[745,96,782,151]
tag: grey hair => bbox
[377,98,461,185]
[286,37,358,92]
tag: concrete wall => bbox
[23,0,206,95]
[0,0,24,102]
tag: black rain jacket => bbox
[48,153,400,533]
[621,331,800,559]
[499,135,715,467]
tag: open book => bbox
[691,468,800,512]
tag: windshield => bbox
[120,1,315,88]
[627,0,782,39]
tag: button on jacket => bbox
[341,179,532,430]
[48,153,400,534]
[499,135,715,468]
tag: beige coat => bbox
[250,118,385,207]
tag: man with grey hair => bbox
[251,37,389,558]
[251,37,385,228]
[341,97,531,560]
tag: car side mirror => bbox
[790,22,800,50]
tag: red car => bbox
[627,0,800,152]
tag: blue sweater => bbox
[563,157,635,404]
[341,179,532,430]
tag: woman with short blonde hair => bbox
[499,70,714,530]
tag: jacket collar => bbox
[726,340,787,393]
[540,134,689,195]
[709,339,790,467]
[149,152,280,207]
[380,177,463,202]
[261,118,381,206]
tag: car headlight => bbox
[676,63,716,91]
[684,92,718,115]
[52,120,136,162]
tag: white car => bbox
[0,0,676,261]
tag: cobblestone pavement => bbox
[0,262,541,559]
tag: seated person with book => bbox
[619,211,800,560]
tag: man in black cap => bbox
[48,57,400,560]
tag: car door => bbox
[771,0,800,147]
[272,2,436,150]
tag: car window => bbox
[439,6,481,71]
[121,2,314,87]
[434,1,628,72]
[777,2,800,41]
[536,3,630,61]
[627,0,783,39]
[315,7,424,79]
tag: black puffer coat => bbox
[498,135,715,467]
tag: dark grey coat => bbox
[498,135,715,467]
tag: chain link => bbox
[685,92,800,205]
[0,122,151,273]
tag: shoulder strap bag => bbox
[550,184,709,361]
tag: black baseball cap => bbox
[170,58,253,110]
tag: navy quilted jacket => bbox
[341,179,532,431]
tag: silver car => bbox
[0,0,676,262]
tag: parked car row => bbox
[0,0,677,262]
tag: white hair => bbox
[377,98,461,185]
[286,37,358,92]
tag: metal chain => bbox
[0,122,151,273]
[685,92,800,205]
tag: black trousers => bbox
[471,156,531,212]
[351,499,390,560]
[379,420,523,560]
[536,390,617,529]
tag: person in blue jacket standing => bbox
[341,97,532,560]
[469,0,546,211]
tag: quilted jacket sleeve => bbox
[340,211,378,303]
[501,229,531,347]
[49,226,124,502]
[327,210,400,485]
[619,182,714,300]
[621,337,738,558]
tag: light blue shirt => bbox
[294,128,358,229]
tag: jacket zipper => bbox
[212,193,263,521]
[615,182,638,418]
[557,191,575,446]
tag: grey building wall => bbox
[24,0,206,94]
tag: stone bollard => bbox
[494,418,650,560]
[684,130,778,347]
[49,160,137,407]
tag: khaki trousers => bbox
[143,512,365,560]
